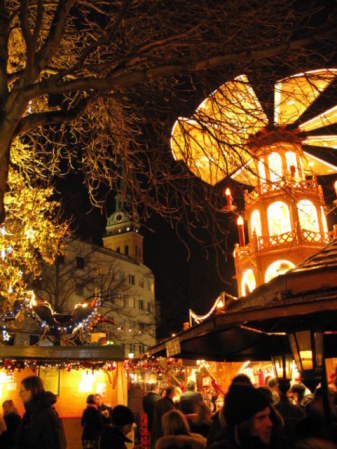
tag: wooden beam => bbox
[0,345,125,361]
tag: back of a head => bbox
[149,383,158,393]
[112,405,135,427]
[86,394,96,405]
[186,379,196,392]
[231,374,253,387]
[291,383,306,398]
[21,375,44,399]
[267,377,279,390]
[162,409,190,436]
[196,402,212,425]
[258,386,274,405]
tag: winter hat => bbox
[224,384,269,426]
[112,405,135,426]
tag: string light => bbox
[189,292,237,324]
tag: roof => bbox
[147,239,337,361]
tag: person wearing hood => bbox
[18,375,65,449]
[155,409,206,449]
[100,404,135,449]
[210,384,287,449]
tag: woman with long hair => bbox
[0,399,22,449]
[155,409,206,449]
[18,375,65,449]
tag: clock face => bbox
[115,213,123,222]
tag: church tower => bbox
[103,192,144,264]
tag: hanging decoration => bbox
[189,291,237,325]
[0,358,117,372]
[1,290,102,339]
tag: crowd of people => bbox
[2,373,337,449]
[142,376,337,449]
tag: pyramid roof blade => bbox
[302,150,337,176]
[171,117,252,185]
[302,135,337,150]
[230,158,259,186]
[195,74,268,136]
[274,68,337,126]
[299,104,337,132]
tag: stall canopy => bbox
[147,239,337,362]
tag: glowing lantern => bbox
[237,216,245,247]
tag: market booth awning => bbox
[147,239,337,362]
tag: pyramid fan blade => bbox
[302,135,337,150]
[195,74,268,136]
[302,151,337,175]
[274,69,337,126]
[299,105,337,132]
[171,117,252,185]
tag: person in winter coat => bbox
[151,385,182,448]
[18,375,65,449]
[209,384,287,449]
[155,409,206,449]
[100,404,135,449]
[0,399,22,449]
[81,394,102,449]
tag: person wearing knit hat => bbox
[209,384,284,449]
[100,404,135,449]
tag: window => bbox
[138,299,144,310]
[119,271,125,282]
[116,247,120,253]
[267,201,291,236]
[250,209,262,238]
[268,152,282,183]
[130,343,136,353]
[127,297,135,308]
[139,276,144,288]
[297,200,319,233]
[286,151,298,178]
[241,269,256,297]
[128,274,135,285]
[139,344,145,354]
[75,284,84,296]
[76,256,85,269]
[125,245,129,255]
[265,260,295,283]
[258,159,266,184]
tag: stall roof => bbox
[0,344,125,361]
[147,239,337,362]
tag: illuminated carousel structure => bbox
[171,69,337,297]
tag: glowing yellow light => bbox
[265,260,295,283]
[241,269,256,296]
[267,202,291,237]
[237,215,244,226]
[274,69,337,126]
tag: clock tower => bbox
[102,192,144,263]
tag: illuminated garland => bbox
[0,358,117,372]
[189,291,237,324]
[1,291,102,339]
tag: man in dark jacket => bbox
[150,385,181,449]
[143,384,161,433]
[100,405,135,449]
[210,384,283,449]
[18,375,65,449]
[178,380,204,415]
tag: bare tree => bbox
[1,0,336,274]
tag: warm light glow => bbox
[250,210,262,238]
[299,350,313,370]
[171,69,337,187]
[237,215,244,226]
[334,181,337,197]
[268,152,283,182]
[241,269,256,296]
[299,104,337,132]
[274,69,337,126]
[285,151,299,178]
[302,135,337,150]
[265,260,295,283]
[267,202,291,237]
[297,200,319,233]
